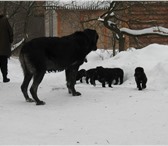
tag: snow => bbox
[1,44,168,144]
[45,0,110,10]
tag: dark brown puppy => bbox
[19,29,98,105]
[134,67,147,90]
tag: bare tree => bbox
[0,1,45,42]
[99,1,168,52]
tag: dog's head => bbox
[84,29,99,51]
[134,67,145,78]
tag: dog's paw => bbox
[26,98,34,103]
[72,91,81,96]
[36,101,46,105]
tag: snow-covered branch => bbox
[120,26,168,36]
[98,17,168,37]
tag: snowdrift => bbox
[1,43,168,145]
[82,43,168,89]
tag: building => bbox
[44,1,112,49]
[2,1,168,53]
[44,1,168,50]
[128,2,168,48]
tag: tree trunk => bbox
[118,35,125,52]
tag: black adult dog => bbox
[134,67,147,90]
[19,29,99,105]
[76,69,86,83]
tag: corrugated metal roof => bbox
[45,0,111,10]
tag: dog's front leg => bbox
[65,68,81,96]
[137,81,142,90]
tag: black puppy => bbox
[134,67,147,90]
[94,66,116,88]
[85,68,97,85]
[113,68,124,85]
[76,69,86,83]
[19,29,98,105]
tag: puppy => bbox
[76,69,86,83]
[134,67,147,90]
[113,68,124,85]
[85,68,97,85]
[94,66,116,88]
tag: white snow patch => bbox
[1,44,168,144]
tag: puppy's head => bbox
[134,67,144,78]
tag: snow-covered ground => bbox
[1,44,168,145]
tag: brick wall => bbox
[51,9,113,49]
[128,2,168,48]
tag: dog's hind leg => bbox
[30,71,46,105]
[65,68,81,96]
[21,73,34,102]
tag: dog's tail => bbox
[19,51,27,76]
[19,46,33,76]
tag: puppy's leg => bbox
[137,82,142,90]
[90,75,96,86]
[86,76,89,84]
[108,80,113,88]
[101,80,106,88]
[80,78,83,83]
[65,68,81,96]
[114,77,118,85]
[142,80,147,89]
[120,75,124,84]
[21,73,34,102]
[30,71,46,105]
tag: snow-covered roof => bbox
[45,0,111,10]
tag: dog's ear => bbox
[139,67,144,73]
[85,29,99,43]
